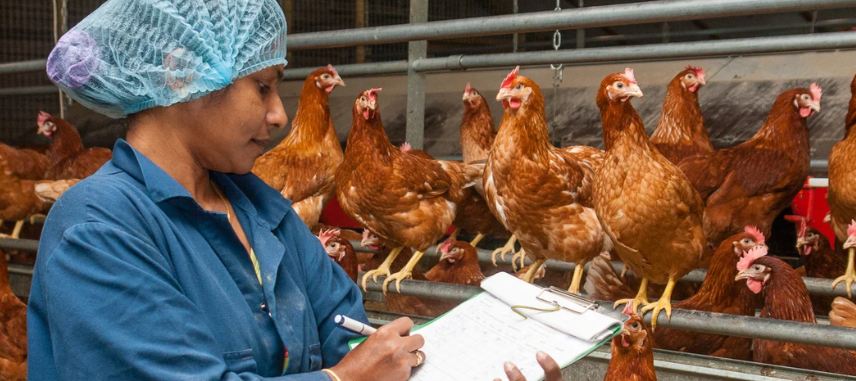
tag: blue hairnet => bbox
[46,0,288,118]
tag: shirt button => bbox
[260,302,268,312]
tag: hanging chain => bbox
[550,0,563,144]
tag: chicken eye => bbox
[452,248,458,253]
[802,94,810,100]
[515,84,522,90]
[753,265,762,271]
[807,232,815,238]
[615,82,624,89]
[473,91,478,96]
[687,74,694,79]
[631,322,640,329]
[331,243,339,249]
[322,74,330,79]
[360,96,366,102]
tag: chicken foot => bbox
[469,233,485,247]
[614,278,650,313]
[521,259,546,283]
[568,263,586,294]
[511,248,528,271]
[832,247,856,298]
[640,277,676,331]
[491,235,517,265]
[361,246,403,291]
[382,250,425,294]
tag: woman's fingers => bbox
[503,362,526,381]
[402,333,425,352]
[537,351,562,381]
[384,317,414,336]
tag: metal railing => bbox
[362,275,856,352]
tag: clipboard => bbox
[349,273,623,381]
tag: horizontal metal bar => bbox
[0,86,57,97]
[364,275,856,351]
[0,59,46,74]
[351,240,854,297]
[286,0,855,50]
[282,61,408,81]
[812,159,829,170]
[0,238,39,252]
[413,33,856,72]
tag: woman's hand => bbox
[495,351,562,381]
[329,317,425,381]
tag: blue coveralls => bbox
[28,139,367,380]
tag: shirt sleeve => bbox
[289,217,368,367]
[36,221,333,381]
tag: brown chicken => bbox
[0,143,49,181]
[593,68,706,329]
[604,303,657,381]
[425,239,485,286]
[736,248,856,375]
[37,111,112,180]
[678,84,821,249]
[0,249,27,381]
[653,226,765,360]
[650,66,711,165]
[0,147,79,238]
[317,229,359,282]
[827,74,856,293]
[830,297,856,328]
[484,66,608,294]
[337,88,482,293]
[452,84,511,250]
[253,65,346,228]
[795,225,849,315]
[359,229,455,317]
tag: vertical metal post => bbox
[576,0,585,49]
[355,0,367,63]
[406,0,428,150]
[53,0,69,119]
[512,0,519,52]
[282,0,293,63]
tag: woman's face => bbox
[181,65,287,174]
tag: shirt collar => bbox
[111,139,291,229]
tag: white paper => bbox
[405,293,607,381]
[481,272,623,342]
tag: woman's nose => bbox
[267,95,288,129]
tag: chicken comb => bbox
[400,142,413,152]
[318,229,340,247]
[848,220,856,238]
[361,229,372,241]
[624,68,637,85]
[737,245,768,271]
[810,83,822,102]
[37,111,51,127]
[465,82,472,93]
[500,66,520,90]
[438,238,455,253]
[367,88,382,100]
[326,64,339,78]
[744,225,766,244]
[621,302,635,316]
[685,65,705,81]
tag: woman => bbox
[28,0,423,380]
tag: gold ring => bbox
[414,350,424,367]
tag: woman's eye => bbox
[258,81,269,93]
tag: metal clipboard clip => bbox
[510,287,599,319]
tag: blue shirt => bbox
[28,139,367,380]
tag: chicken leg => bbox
[469,233,485,247]
[568,263,586,294]
[640,277,676,331]
[361,246,403,291]
[382,250,425,294]
[614,278,650,313]
[832,248,856,298]
[448,228,460,242]
[521,259,546,283]
[491,235,517,265]
[10,221,24,239]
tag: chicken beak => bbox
[844,236,856,249]
[497,87,515,102]
[808,101,821,113]
[334,76,346,87]
[439,251,453,262]
[697,77,707,86]
[735,270,751,282]
[626,84,643,98]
